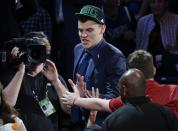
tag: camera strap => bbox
[32,82,56,117]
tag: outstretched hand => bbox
[86,87,99,98]
[75,73,87,97]
[61,80,80,106]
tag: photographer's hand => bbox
[42,59,70,114]
[41,59,58,82]
[11,47,19,59]
[11,46,25,60]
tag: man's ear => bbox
[122,85,128,98]
[100,24,106,34]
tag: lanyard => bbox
[32,83,51,102]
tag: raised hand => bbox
[11,46,25,59]
[61,80,80,106]
[41,59,58,82]
[76,73,87,97]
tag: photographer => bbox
[2,32,69,131]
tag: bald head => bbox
[119,69,146,101]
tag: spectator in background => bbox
[101,69,178,131]
[61,50,178,117]
[15,0,52,40]
[136,0,178,55]
[71,5,126,131]
[137,0,178,19]
[104,0,136,57]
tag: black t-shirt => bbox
[101,97,178,131]
[15,73,66,131]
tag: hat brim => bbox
[75,13,104,24]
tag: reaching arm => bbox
[75,97,111,112]
[42,59,70,114]
[61,82,112,112]
[2,63,25,106]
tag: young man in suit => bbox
[71,5,126,130]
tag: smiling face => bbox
[78,20,106,49]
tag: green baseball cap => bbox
[75,5,105,24]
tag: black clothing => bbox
[101,96,178,131]
[148,20,167,55]
[15,73,66,131]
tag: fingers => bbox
[11,47,20,58]
[61,92,75,106]
[61,97,70,105]
[76,73,83,81]
[76,73,85,85]
[96,88,99,98]
[45,59,57,70]
[92,87,95,97]
[86,90,92,98]
[68,79,77,92]
[86,87,99,98]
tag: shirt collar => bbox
[86,39,104,58]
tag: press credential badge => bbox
[38,96,56,117]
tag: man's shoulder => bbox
[101,41,125,57]
[138,14,153,23]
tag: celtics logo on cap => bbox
[80,6,98,18]
[76,5,105,24]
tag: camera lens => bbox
[28,45,47,64]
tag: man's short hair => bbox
[126,50,154,79]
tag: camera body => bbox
[0,37,48,69]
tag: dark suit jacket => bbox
[73,39,126,125]
[74,39,126,98]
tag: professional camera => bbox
[0,37,49,69]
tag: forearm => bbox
[74,98,111,112]
[52,79,70,114]
[2,70,24,106]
